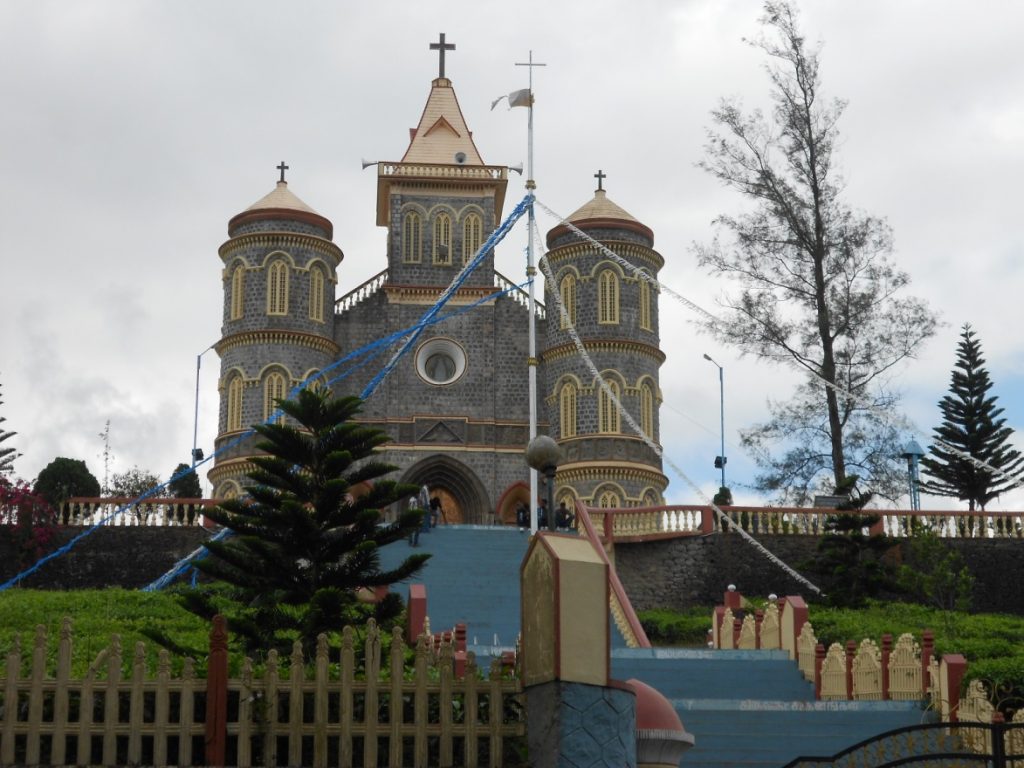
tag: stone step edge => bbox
[613,648,794,661]
[671,697,929,712]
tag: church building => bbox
[207,38,669,523]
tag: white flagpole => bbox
[516,51,546,533]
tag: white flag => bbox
[490,88,533,110]
[508,88,532,108]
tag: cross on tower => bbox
[594,169,606,191]
[430,33,456,79]
[277,161,289,183]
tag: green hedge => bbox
[637,607,712,646]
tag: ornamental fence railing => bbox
[335,269,388,314]
[0,616,524,768]
[493,271,545,320]
[54,498,217,527]
[584,504,1024,543]
[706,588,1016,730]
[712,590,942,702]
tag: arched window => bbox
[598,270,619,324]
[227,376,244,432]
[598,490,620,508]
[643,490,659,507]
[230,265,245,320]
[462,213,483,264]
[559,382,577,439]
[403,212,422,263]
[598,378,621,434]
[309,266,325,322]
[433,212,452,264]
[639,276,652,331]
[267,261,289,315]
[559,274,576,329]
[640,382,655,439]
[218,481,242,501]
[264,371,287,424]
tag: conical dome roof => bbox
[228,181,333,239]
[547,188,653,247]
[245,180,320,215]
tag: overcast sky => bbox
[2,1,1023,510]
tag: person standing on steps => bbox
[556,501,574,530]
[408,494,424,546]
[430,496,445,527]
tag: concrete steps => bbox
[380,527,935,767]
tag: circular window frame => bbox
[415,337,467,386]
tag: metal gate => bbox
[782,721,1024,768]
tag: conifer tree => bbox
[0,380,19,478]
[181,388,429,654]
[921,324,1024,510]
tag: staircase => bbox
[379,524,532,651]
[611,648,933,767]
[379,526,934,767]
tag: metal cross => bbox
[594,169,606,191]
[430,33,455,79]
[515,49,547,76]
[277,161,289,183]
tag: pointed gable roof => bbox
[401,78,484,165]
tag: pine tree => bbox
[920,324,1024,510]
[181,388,429,655]
[0,380,19,478]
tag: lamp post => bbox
[192,344,216,470]
[703,354,726,490]
[901,439,925,511]
[525,435,562,533]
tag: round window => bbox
[415,338,467,385]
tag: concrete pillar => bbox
[521,532,636,767]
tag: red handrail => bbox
[574,500,651,648]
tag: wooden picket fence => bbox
[0,616,525,768]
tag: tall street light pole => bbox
[703,354,726,490]
[192,344,216,470]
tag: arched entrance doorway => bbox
[495,481,530,526]
[401,455,492,525]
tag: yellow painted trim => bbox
[219,232,343,265]
[216,330,340,357]
[542,339,666,364]
[546,240,665,272]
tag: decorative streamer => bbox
[360,193,533,399]
[533,218,824,594]
[1,274,535,591]
[534,197,1022,497]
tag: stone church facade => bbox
[207,50,668,524]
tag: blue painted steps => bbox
[612,648,933,767]
[378,525,531,650]
[380,527,935,767]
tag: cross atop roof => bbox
[277,161,289,183]
[430,33,455,79]
[594,169,607,191]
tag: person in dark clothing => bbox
[556,501,574,530]
[429,496,444,527]
[515,501,529,529]
[537,499,548,530]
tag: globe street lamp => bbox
[525,435,562,533]
[703,354,726,490]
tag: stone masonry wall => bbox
[0,527,211,590]
[614,534,1024,615]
